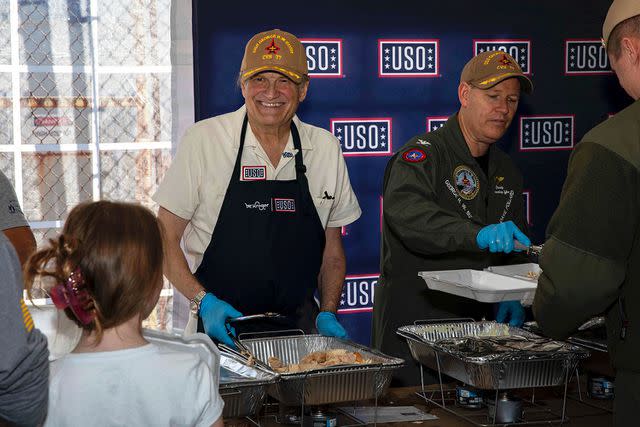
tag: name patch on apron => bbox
[242,165,266,181]
[273,198,296,212]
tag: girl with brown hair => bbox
[25,201,223,427]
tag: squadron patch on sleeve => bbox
[401,148,427,163]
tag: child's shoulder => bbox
[147,342,212,372]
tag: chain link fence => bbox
[1,0,175,331]
[0,0,11,65]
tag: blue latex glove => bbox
[496,300,525,327]
[199,293,243,347]
[476,220,531,254]
[316,311,349,339]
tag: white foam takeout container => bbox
[418,269,537,306]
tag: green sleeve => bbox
[383,147,482,255]
[533,141,636,339]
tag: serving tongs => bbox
[218,334,274,372]
[219,312,285,371]
[227,312,284,324]
[514,241,544,256]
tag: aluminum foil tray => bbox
[219,351,278,418]
[397,321,589,390]
[241,334,404,405]
[143,329,277,418]
[524,319,608,353]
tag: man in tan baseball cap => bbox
[374,49,534,386]
[154,27,360,350]
[533,2,640,426]
[457,50,533,157]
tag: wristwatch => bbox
[189,290,207,315]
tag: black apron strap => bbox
[231,114,250,179]
[290,121,314,216]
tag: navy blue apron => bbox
[195,115,325,334]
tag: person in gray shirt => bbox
[0,233,49,426]
[0,171,36,266]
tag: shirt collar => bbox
[234,105,313,151]
[445,112,497,164]
[443,112,476,163]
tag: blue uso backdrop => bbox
[192,0,629,345]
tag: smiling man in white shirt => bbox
[154,29,361,346]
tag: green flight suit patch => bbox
[453,165,480,200]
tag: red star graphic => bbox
[499,54,514,67]
[265,38,280,55]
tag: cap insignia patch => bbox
[265,38,280,55]
[498,54,516,69]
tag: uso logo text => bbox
[338,274,378,314]
[330,118,392,156]
[242,166,266,181]
[273,198,295,213]
[565,40,612,75]
[378,39,439,77]
[520,115,574,151]
[301,39,343,77]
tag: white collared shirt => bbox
[153,105,361,270]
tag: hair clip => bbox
[50,268,95,325]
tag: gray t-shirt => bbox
[0,233,49,426]
[0,171,28,231]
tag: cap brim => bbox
[472,73,533,94]
[241,66,304,83]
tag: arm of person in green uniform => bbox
[384,147,484,255]
[315,227,349,338]
[533,141,636,339]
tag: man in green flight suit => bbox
[533,1,640,424]
[373,51,534,386]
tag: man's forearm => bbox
[318,227,346,313]
[163,241,205,301]
[157,207,205,301]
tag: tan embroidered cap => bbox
[460,51,533,94]
[240,29,308,83]
[602,0,640,48]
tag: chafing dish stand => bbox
[240,329,404,426]
[401,319,589,426]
